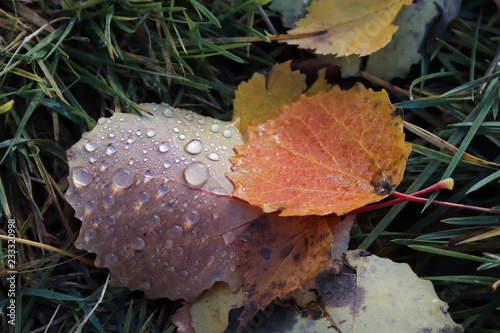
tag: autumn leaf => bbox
[233,61,307,139]
[172,283,245,333]
[228,83,412,216]
[285,0,413,56]
[66,103,262,302]
[238,214,337,328]
[316,250,464,332]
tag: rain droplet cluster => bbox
[66,103,261,302]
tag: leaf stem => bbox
[348,178,499,215]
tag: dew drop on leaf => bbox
[168,225,183,239]
[147,129,157,137]
[186,210,200,224]
[159,143,171,153]
[85,200,97,211]
[105,253,118,266]
[222,129,232,138]
[112,168,134,188]
[131,237,145,250]
[85,140,97,152]
[72,167,92,186]
[184,139,203,154]
[137,191,150,203]
[103,195,115,206]
[184,162,209,188]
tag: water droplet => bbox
[85,140,97,152]
[101,161,110,169]
[159,142,171,152]
[85,229,96,239]
[72,167,92,186]
[184,162,209,188]
[164,161,172,168]
[103,195,115,206]
[229,265,236,272]
[140,281,151,290]
[105,253,118,266]
[186,210,200,224]
[207,152,220,161]
[180,270,189,277]
[85,200,97,211]
[105,215,116,225]
[173,127,180,133]
[173,246,183,256]
[210,124,220,133]
[137,191,149,203]
[222,129,232,138]
[186,229,197,240]
[136,130,143,136]
[198,118,206,124]
[223,231,235,244]
[210,188,228,195]
[131,237,145,250]
[163,108,174,117]
[158,184,169,194]
[168,225,183,239]
[184,114,194,121]
[127,136,136,144]
[112,168,134,188]
[98,118,106,125]
[163,239,173,248]
[146,129,157,137]
[144,170,155,178]
[179,134,186,140]
[221,250,228,258]
[106,144,117,155]
[148,214,160,226]
[90,155,98,163]
[185,139,203,155]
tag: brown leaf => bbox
[238,214,337,328]
[66,103,262,302]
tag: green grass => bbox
[1,0,500,332]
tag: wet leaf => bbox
[316,249,464,332]
[228,83,411,216]
[238,214,336,328]
[66,103,262,302]
[285,0,412,56]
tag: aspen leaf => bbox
[172,283,245,333]
[316,250,464,332]
[227,83,412,216]
[285,0,413,56]
[66,103,262,302]
[238,214,336,328]
[233,61,307,139]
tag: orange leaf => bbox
[285,0,412,56]
[227,83,411,216]
[238,214,336,328]
[232,61,307,139]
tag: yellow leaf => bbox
[232,61,306,139]
[285,0,413,56]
